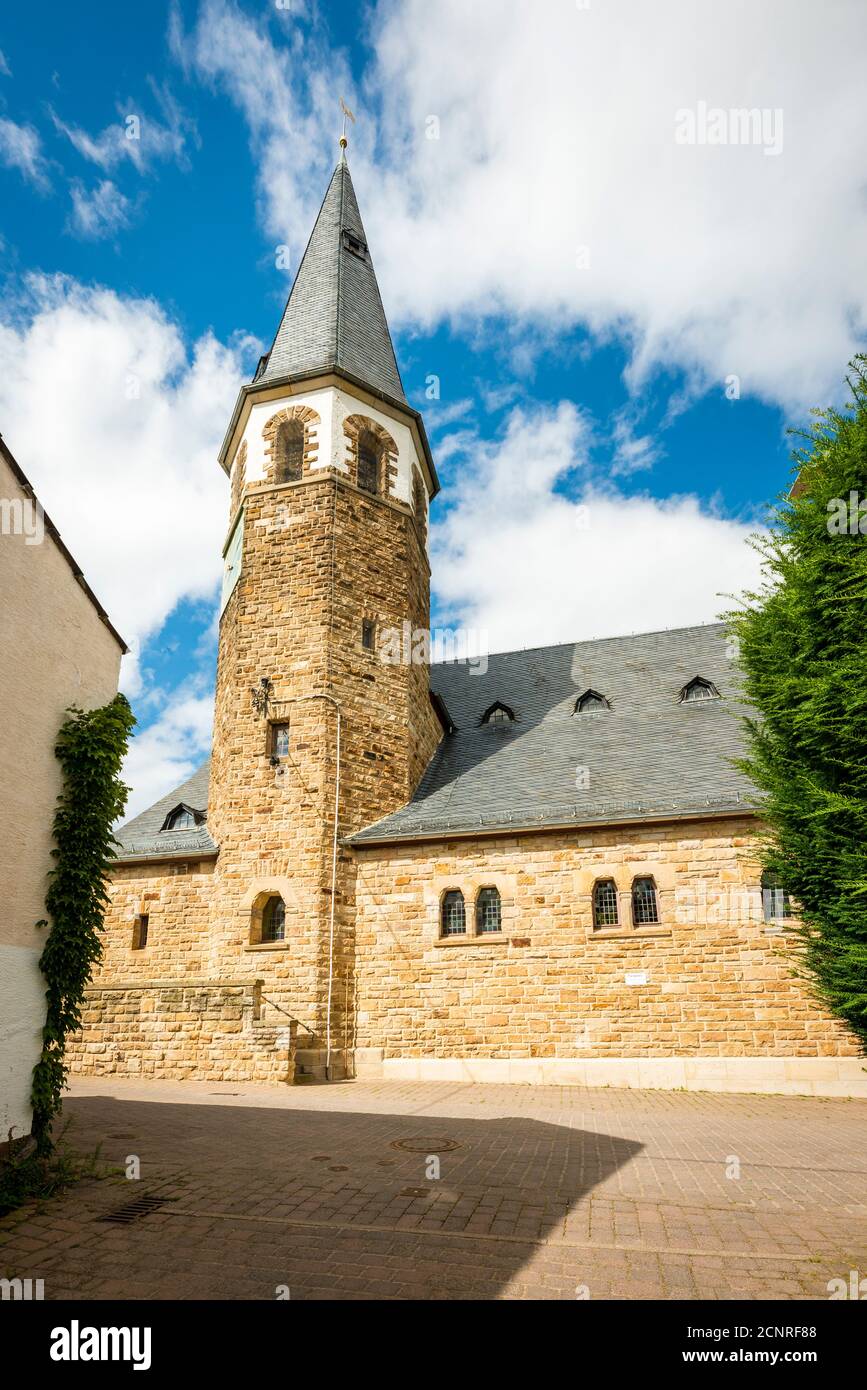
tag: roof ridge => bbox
[430,620,728,670]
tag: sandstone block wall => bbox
[352,817,859,1061]
[67,981,295,1084]
[206,463,440,1063]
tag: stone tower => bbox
[207,150,442,1079]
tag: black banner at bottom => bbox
[1,1297,861,1375]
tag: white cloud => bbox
[609,408,662,477]
[0,49,11,77]
[431,402,764,651]
[170,0,354,275]
[68,179,132,239]
[0,117,50,190]
[0,273,248,668]
[121,684,214,820]
[50,84,196,174]
[424,397,475,432]
[179,0,867,410]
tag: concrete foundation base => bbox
[295,1048,350,1083]
[352,1049,867,1097]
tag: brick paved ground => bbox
[1,1077,865,1300]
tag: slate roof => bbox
[350,622,757,844]
[114,623,757,862]
[256,155,406,404]
[114,761,216,863]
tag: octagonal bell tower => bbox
[206,147,442,1078]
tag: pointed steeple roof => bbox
[257,154,406,403]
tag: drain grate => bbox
[391,1137,462,1155]
[99,1194,171,1225]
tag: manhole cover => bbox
[99,1194,172,1225]
[329,1165,349,1173]
[391,1137,462,1154]
[311,1155,331,1162]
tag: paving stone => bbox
[0,1076,864,1301]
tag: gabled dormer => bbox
[161,803,206,832]
[480,701,516,727]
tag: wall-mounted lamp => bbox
[251,675,273,716]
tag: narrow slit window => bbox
[357,430,380,496]
[132,914,149,950]
[270,723,290,758]
[761,871,792,921]
[362,619,376,652]
[275,419,304,483]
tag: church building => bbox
[68,149,862,1097]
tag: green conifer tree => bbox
[726,358,867,1048]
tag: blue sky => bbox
[1,0,865,813]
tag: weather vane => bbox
[339,97,356,150]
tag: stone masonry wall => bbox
[94,860,215,982]
[70,862,296,1082]
[353,816,859,1061]
[67,982,295,1083]
[206,460,441,1070]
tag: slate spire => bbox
[257,153,406,404]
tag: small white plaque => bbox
[625,971,648,986]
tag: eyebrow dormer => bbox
[480,701,515,726]
[161,803,205,832]
[575,689,611,713]
[679,676,720,703]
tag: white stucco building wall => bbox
[0,439,124,1145]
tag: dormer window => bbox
[575,689,611,713]
[680,677,720,703]
[162,804,201,832]
[481,702,515,726]
[342,229,368,260]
